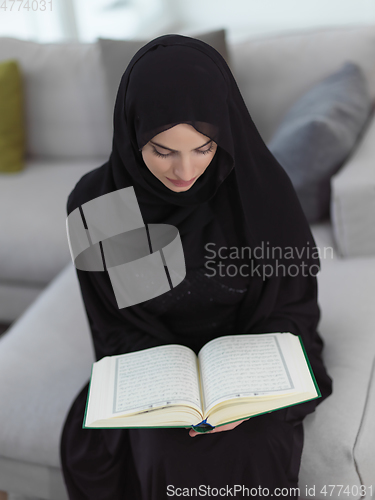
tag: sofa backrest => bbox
[230,24,375,143]
[0,37,112,159]
[2,25,375,160]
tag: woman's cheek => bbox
[157,159,172,175]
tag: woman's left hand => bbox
[188,418,249,437]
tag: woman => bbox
[60,34,332,499]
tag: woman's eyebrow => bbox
[150,139,212,152]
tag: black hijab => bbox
[67,34,332,419]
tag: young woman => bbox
[60,34,332,499]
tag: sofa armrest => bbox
[330,111,375,257]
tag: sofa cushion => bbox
[354,352,375,490]
[0,263,95,468]
[0,38,112,159]
[0,59,25,172]
[330,112,375,257]
[98,29,231,127]
[230,25,375,143]
[300,222,375,493]
[0,157,107,286]
[267,62,372,223]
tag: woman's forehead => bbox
[138,122,220,152]
[149,123,213,146]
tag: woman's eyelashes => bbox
[198,143,215,155]
[152,142,215,159]
[151,148,171,159]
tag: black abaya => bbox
[61,267,305,499]
[61,384,304,499]
[60,33,332,499]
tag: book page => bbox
[113,344,202,415]
[198,334,294,412]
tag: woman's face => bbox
[141,123,217,192]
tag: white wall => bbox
[0,0,78,42]
[152,0,375,42]
[0,0,375,42]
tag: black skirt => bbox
[60,381,304,500]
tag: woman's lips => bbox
[166,176,197,187]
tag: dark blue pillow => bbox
[267,61,372,223]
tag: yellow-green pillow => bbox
[0,59,26,173]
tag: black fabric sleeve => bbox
[75,268,167,361]
[67,188,167,361]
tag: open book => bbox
[83,332,320,432]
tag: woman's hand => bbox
[188,418,249,437]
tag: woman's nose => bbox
[173,155,196,181]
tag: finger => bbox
[208,420,245,434]
[189,428,213,437]
[189,419,248,437]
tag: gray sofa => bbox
[1,25,375,499]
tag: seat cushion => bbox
[300,222,375,492]
[0,263,95,468]
[0,158,107,286]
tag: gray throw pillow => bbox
[267,61,372,223]
[99,29,230,123]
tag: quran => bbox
[83,332,320,432]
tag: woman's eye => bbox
[152,148,171,159]
[151,143,215,158]
[198,143,214,155]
